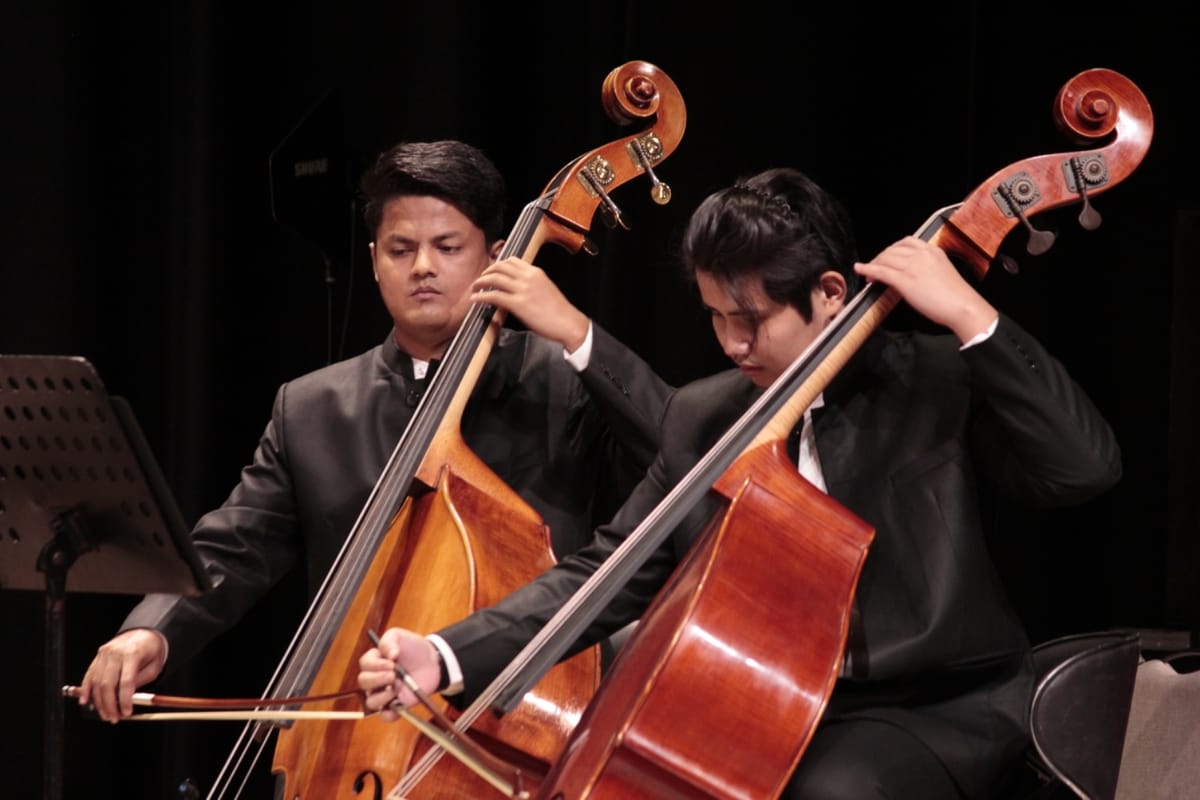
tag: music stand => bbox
[0,355,211,800]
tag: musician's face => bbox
[370,195,503,362]
[697,270,846,388]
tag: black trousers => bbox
[781,718,963,800]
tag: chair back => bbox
[1028,631,1141,800]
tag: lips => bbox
[736,360,765,378]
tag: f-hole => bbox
[352,770,384,800]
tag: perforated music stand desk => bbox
[0,355,211,800]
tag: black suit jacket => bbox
[441,314,1121,796]
[122,324,672,670]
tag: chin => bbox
[740,368,773,387]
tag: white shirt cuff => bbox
[562,321,594,372]
[960,315,999,350]
[426,634,464,695]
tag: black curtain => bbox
[2,2,1196,797]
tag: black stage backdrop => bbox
[2,2,1197,798]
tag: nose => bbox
[410,246,436,278]
[721,332,751,362]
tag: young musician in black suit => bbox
[78,139,672,723]
[361,167,1121,798]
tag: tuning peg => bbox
[1068,155,1104,231]
[996,253,1021,275]
[580,169,630,231]
[996,175,1057,256]
[629,134,672,205]
[629,137,672,206]
[597,198,628,230]
[1077,193,1101,231]
[1023,223,1057,256]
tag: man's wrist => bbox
[426,634,464,695]
[434,648,449,693]
[563,320,595,371]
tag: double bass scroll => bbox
[927,67,1152,280]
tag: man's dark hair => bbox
[359,140,507,243]
[681,167,860,321]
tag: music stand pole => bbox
[0,355,210,800]
[37,508,95,800]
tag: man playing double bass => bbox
[361,167,1122,798]
[77,139,672,729]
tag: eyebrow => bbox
[380,231,466,246]
[702,302,761,318]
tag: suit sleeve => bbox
[438,382,696,703]
[119,385,301,671]
[963,314,1122,506]
[578,322,673,471]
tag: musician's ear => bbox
[489,239,505,260]
[817,270,847,311]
